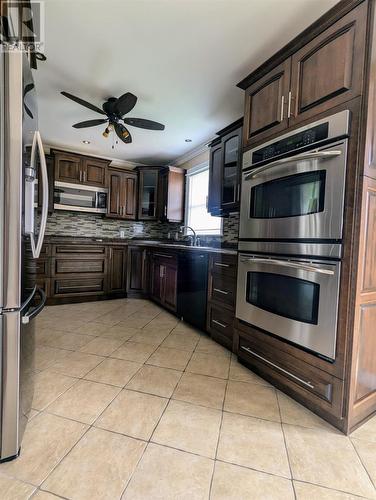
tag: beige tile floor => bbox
[0,298,375,499]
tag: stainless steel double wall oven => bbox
[236,111,350,360]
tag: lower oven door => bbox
[236,254,341,360]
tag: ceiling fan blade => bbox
[114,93,137,117]
[72,119,108,129]
[123,117,165,130]
[61,91,106,115]
[115,122,132,144]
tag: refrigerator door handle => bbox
[29,131,48,259]
[21,287,46,324]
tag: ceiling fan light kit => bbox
[61,91,165,146]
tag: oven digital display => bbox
[252,123,329,164]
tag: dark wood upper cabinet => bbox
[81,158,107,187]
[137,167,160,220]
[208,120,243,216]
[289,1,367,126]
[243,59,291,148]
[53,150,109,188]
[106,167,138,220]
[54,152,81,184]
[239,1,367,148]
[158,167,185,223]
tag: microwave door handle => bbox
[240,257,335,275]
[30,131,48,258]
[244,150,342,180]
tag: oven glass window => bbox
[250,170,326,219]
[246,272,320,324]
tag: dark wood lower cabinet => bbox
[126,246,149,297]
[107,246,127,296]
[150,252,178,312]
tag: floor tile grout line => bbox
[275,387,296,498]
[349,435,376,493]
[292,477,376,500]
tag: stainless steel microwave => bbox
[239,111,350,257]
[54,181,108,214]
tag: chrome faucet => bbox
[179,225,198,246]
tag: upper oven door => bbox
[239,140,347,241]
[236,254,341,359]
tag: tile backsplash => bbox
[43,210,239,243]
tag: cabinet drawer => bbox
[211,254,237,278]
[210,274,236,308]
[52,258,105,275]
[152,251,178,266]
[238,333,344,417]
[53,244,106,256]
[208,305,234,340]
[36,259,49,277]
[51,278,105,297]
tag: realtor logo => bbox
[0,1,45,52]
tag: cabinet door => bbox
[122,173,138,220]
[221,127,242,212]
[289,1,366,126]
[127,246,148,296]
[82,158,107,187]
[107,170,122,218]
[151,259,163,303]
[163,263,177,312]
[138,169,159,220]
[208,144,223,216]
[108,246,126,294]
[158,169,185,222]
[54,153,81,184]
[243,59,291,148]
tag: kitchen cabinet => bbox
[150,251,178,312]
[53,150,109,187]
[158,167,185,222]
[106,167,137,220]
[207,253,237,351]
[127,246,149,297]
[107,246,127,296]
[243,60,291,147]
[137,167,160,220]
[208,120,243,216]
[239,1,367,148]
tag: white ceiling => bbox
[35,0,338,165]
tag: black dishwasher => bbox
[177,251,209,330]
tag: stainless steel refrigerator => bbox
[0,48,48,462]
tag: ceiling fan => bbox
[60,91,165,144]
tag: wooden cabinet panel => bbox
[107,168,138,220]
[207,305,234,347]
[51,277,105,297]
[158,167,185,223]
[163,263,178,312]
[243,59,291,148]
[53,244,106,255]
[82,158,107,187]
[127,246,148,296]
[289,1,366,126]
[53,258,105,275]
[209,274,236,308]
[238,330,344,419]
[210,253,238,279]
[108,247,127,295]
[54,153,81,184]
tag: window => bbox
[185,164,222,235]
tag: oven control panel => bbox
[251,123,329,164]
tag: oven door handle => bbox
[244,150,342,180]
[240,257,335,275]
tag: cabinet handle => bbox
[164,205,167,217]
[213,288,229,295]
[214,262,230,268]
[280,95,285,122]
[79,171,82,182]
[83,171,86,182]
[287,91,295,119]
[240,346,315,389]
[212,319,227,329]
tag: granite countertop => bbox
[44,235,238,255]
